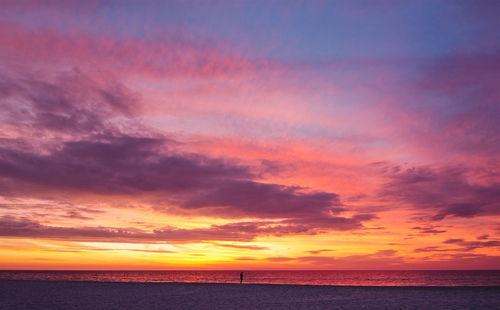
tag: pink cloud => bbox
[0,21,280,80]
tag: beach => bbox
[1,280,499,310]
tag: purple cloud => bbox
[0,70,137,135]
[0,53,385,250]
[414,246,454,253]
[181,180,340,218]
[442,238,500,251]
[0,69,375,232]
[411,226,447,234]
[0,215,256,243]
[379,165,500,220]
[0,215,372,244]
[0,136,363,225]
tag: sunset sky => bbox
[1,0,499,270]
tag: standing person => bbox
[240,272,243,284]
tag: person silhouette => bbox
[240,272,243,284]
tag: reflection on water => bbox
[1,270,499,286]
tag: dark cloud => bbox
[0,123,371,228]
[411,226,447,234]
[0,135,251,196]
[282,213,376,231]
[443,239,464,244]
[414,246,454,253]
[181,181,340,218]
[442,238,500,251]
[415,237,500,254]
[379,165,500,220]
[60,211,94,220]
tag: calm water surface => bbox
[1,270,499,286]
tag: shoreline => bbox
[2,279,500,288]
[2,280,499,309]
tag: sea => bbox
[1,270,499,286]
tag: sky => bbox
[0,0,499,270]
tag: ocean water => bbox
[1,270,499,286]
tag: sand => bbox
[1,280,499,309]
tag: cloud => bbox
[0,69,373,230]
[442,238,500,251]
[0,68,327,206]
[0,215,256,243]
[235,257,256,261]
[414,237,500,254]
[0,200,106,223]
[265,257,294,262]
[211,243,268,250]
[411,226,447,234]
[0,215,151,242]
[0,135,362,225]
[379,165,500,220]
[265,250,401,267]
[295,256,337,264]
[306,249,334,255]
[282,213,377,231]
[443,239,464,244]
[0,215,372,244]
[60,211,94,220]
[0,65,377,245]
[0,21,280,80]
[181,180,341,218]
[0,70,138,136]
[373,249,397,257]
[414,246,454,253]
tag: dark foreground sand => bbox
[1,280,499,310]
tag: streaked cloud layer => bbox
[0,0,499,269]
